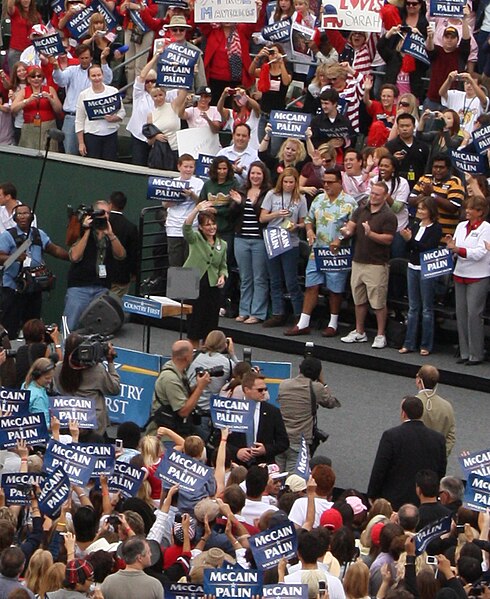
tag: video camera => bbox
[195,366,225,377]
[67,204,107,230]
[70,334,116,368]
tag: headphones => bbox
[32,361,55,379]
[13,204,34,224]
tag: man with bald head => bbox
[147,339,210,437]
[415,365,456,456]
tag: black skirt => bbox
[186,273,220,341]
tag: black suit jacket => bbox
[367,420,447,510]
[227,401,289,466]
[108,212,139,285]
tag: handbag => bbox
[309,381,329,456]
[146,372,194,436]
[16,265,56,294]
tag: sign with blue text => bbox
[51,0,64,15]
[49,395,97,429]
[147,176,190,202]
[270,110,311,139]
[1,473,46,506]
[38,468,71,518]
[204,568,263,598]
[295,435,311,480]
[450,148,486,174]
[108,461,145,498]
[472,124,490,155]
[0,387,30,415]
[429,0,464,17]
[161,43,200,67]
[194,0,257,23]
[262,19,291,43]
[164,583,204,599]
[264,585,308,599]
[156,62,194,89]
[32,32,65,56]
[210,395,255,433]
[72,443,116,476]
[0,413,48,448]
[420,248,453,279]
[314,247,352,271]
[128,8,149,32]
[264,227,293,258]
[44,439,97,486]
[196,154,214,179]
[414,515,452,555]
[84,93,121,120]
[91,0,118,30]
[67,6,94,39]
[463,472,490,512]
[250,522,298,570]
[401,32,430,65]
[459,448,490,478]
[157,449,213,493]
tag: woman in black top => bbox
[399,196,442,356]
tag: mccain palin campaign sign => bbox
[49,395,97,429]
[0,387,30,414]
[84,93,122,121]
[38,468,71,519]
[157,449,213,493]
[210,395,255,433]
[43,439,97,487]
[108,461,145,498]
[0,412,48,448]
[204,568,263,598]
[249,522,298,570]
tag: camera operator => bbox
[15,318,62,387]
[146,339,211,439]
[53,332,120,436]
[63,199,126,332]
[187,330,238,441]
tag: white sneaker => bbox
[340,329,368,343]
[372,335,387,349]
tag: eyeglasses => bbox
[399,101,410,107]
[255,387,268,392]
[145,79,156,84]
[170,27,186,32]
[29,74,43,79]
[406,2,419,6]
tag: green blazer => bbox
[182,224,228,286]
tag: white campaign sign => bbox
[194,0,257,23]
[177,127,222,159]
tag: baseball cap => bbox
[196,86,212,96]
[320,508,343,531]
[285,474,307,493]
[443,26,459,37]
[345,496,368,515]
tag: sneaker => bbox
[340,329,368,343]
[372,335,387,349]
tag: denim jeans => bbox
[404,267,436,352]
[63,285,108,332]
[62,115,79,155]
[266,245,303,315]
[234,236,269,320]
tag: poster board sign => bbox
[270,110,311,139]
[450,148,486,174]
[472,124,490,155]
[0,387,30,415]
[420,248,453,279]
[249,522,298,570]
[147,176,190,202]
[0,413,48,448]
[401,32,430,66]
[32,33,65,57]
[194,0,257,23]
[210,395,255,433]
[49,395,98,429]
[429,0,464,17]
[321,0,382,32]
[459,449,490,478]
[463,473,490,512]
[83,93,121,120]
[264,227,293,258]
[177,127,222,160]
[108,461,145,498]
[314,247,352,271]
[157,449,213,493]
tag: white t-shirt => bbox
[284,569,346,599]
[288,496,333,528]
[442,90,489,135]
[241,498,278,526]
[184,106,221,129]
[165,175,203,237]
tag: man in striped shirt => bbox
[323,62,365,134]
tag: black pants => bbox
[131,135,150,166]
[186,274,220,343]
[85,132,118,161]
[0,287,42,339]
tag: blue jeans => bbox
[62,115,78,155]
[404,267,436,352]
[266,245,303,315]
[63,286,108,332]
[235,236,269,320]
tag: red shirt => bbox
[23,86,56,123]
[367,100,396,121]
[9,7,42,51]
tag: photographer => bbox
[63,199,126,332]
[187,330,238,441]
[53,332,120,436]
[15,318,61,387]
[0,204,68,340]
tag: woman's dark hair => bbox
[208,157,234,183]
[197,210,217,231]
[9,62,28,90]
[15,0,40,24]
[246,161,272,194]
[22,319,46,343]
[377,154,403,198]
[73,506,98,543]
[331,526,356,565]
[86,550,114,583]
[417,569,441,599]
[442,109,461,136]
[273,0,294,20]
[58,333,84,393]
[416,196,439,223]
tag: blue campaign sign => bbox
[72,443,115,476]
[472,124,490,155]
[0,387,30,415]
[157,449,213,493]
[156,62,194,90]
[49,395,97,429]
[264,584,308,599]
[210,395,255,433]
[295,435,311,480]
[401,32,430,65]
[414,515,452,555]
[450,147,486,174]
[429,0,464,17]
[253,361,292,407]
[108,461,145,498]
[264,227,293,258]
[51,0,64,15]
[204,569,263,598]
[84,93,121,121]
[262,18,291,42]
[91,0,118,30]
[122,295,163,319]
[250,522,298,570]
[129,8,149,32]
[0,413,48,448]
[314,247,352,272]
[270,110,312,139]
[44,439,97,486]
[67,6,94,39]
[147,176,190,202]
[32,33,65,56]
[1,473,46,506]
[164,583,204,599]
[107,347,161,428]
[420,248,453,279]
[161,43,200,68]
[38,468,71,518]
[463,472,490,512]
[459,448,490,478]
[195,154,214,179]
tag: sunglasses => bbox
[399,101,410,107]
[255,387,268,392]
[170,27,186,32]
[145,79,156,83]
[29,74,43,78]
[406,1,420,5]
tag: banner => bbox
[429,0,464,17]
[420,248,453,279]
[414,515,452,555]
[161,43,200,68]
[459,448,490,478]
[156,62,194,89]
[0,413,48,448]
[91,0,118,30]
[107,347,162,428]
[38,468,71,518]
[72,443,115,476]
[264,585,308,599]
[108,461,145,498]
[204,569,263,598]
[270,110,312,139]
[147,176,190,202]
[472,124,490,155]
[195,154,215,179]
[262,19,291,43]
[210,395,255,433]
[1,473,46,506]
[401,32,430,66]
[44,439,97,486]
[194,0,257,23]
[164,583,204,599]
[463,473,490,512]
[321,0,382,32]
[314,247,352,272]
[157,449,213,493]
[49,395,98,429]
[249,522,298,570]
[264,227,293,258]
[295,435,311,480]
[450,148,486,174]
[0,387,30,415]
[83,93,121,120]
[67,6,94,40]
[32,32,65,57]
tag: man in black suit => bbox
[367,395,447,510]
[108,191,139,297]
[226,372,289,466]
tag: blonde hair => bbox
[139,435,162,467]
[343,561,369,599]
[397,93,419,120]
[277,138,307,164]
[25,549,54,595]
[318,142,336,161]
[37,562,65,599]
[203,330,227,353]
[25,357,53,386]
[273,167,301,204]
[88,12,105,35]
